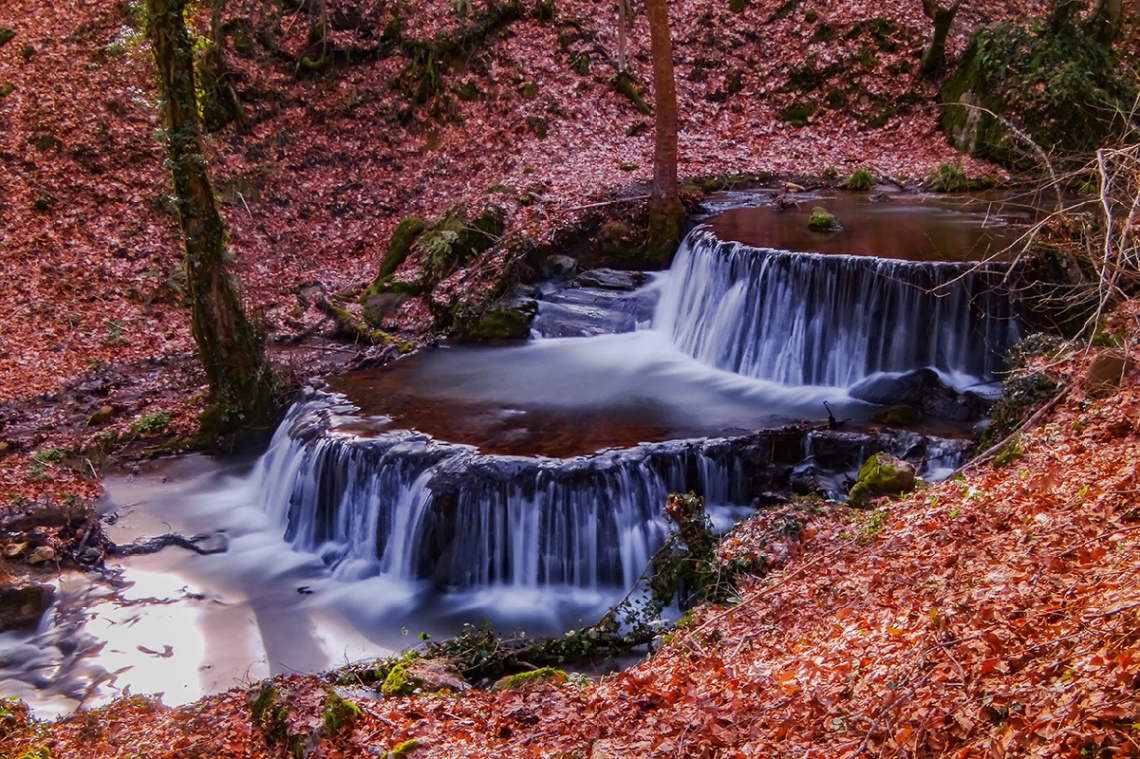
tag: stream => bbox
[0,192,1024,717]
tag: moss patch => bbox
[847,452,916,508]
[807,206,840,232]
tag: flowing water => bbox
[0,196,1023,716]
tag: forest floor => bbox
[1,0,1139,755]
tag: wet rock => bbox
[569,268,647,291]
[0,584,54,632]
[851,369,989,422]
[846,452,916,508]
[850,369,940,406]
[872,404,921,426]
[461,299,538,340]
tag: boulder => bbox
[569,268,647,291]
[362,292,411,324]
[0,584,54,632]
[846,452,916,508]
[850,369,941,406]
[540,254,578,279]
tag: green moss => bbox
[876,404,921,426]
[807,206,840,232]
[729,0,746,13]
[840,168,874,190]
[847,452,916,508]
[367,217,425,295]
[499,667,568,690]
[322,692,362,734]
[925,162,995,192]
[519,82,539,99]
[381,661,416,696]
[393,739,421,757]
[941,21,1137,166]
[978,371,1059,451]
[0,84,13,98]
[0,28,14,47]
[452,80,481,101]
[993,437,1023,468]
[618,161,637,171]
[460,301,537,340]
[779,101,815,127]
[611,71,652,115]
[572,52,589,75]
[532,0,555,21]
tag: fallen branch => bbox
[565,194,649,211]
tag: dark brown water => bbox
[708,192,1021,262]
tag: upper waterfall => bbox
[653,227,1020,387]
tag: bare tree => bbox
[644,0,682,264]
[146,0,283,448]
[921,0,964,76]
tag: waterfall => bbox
[255,393,972,592]
[253,394,766,591]
[655,228,1019,387]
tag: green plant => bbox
[104,319,128,346]
[840,168,875,190]
[807,206,841,232]
[129,411,171,435]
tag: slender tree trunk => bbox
[616,0,630,72]
[1089,0,1123,43]
[921,0,964,76]
[199,0,248,131]
[146,0,282,448]
[645,0,682,265]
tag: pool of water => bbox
[706,191,1022,262]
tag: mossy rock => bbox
[846,452,916,508]
[368,217,425,293]
[493,666,568,691]
[978,370,1059,451]
[941,22,1137,167]
[460,299,537,341]
[381,659,468,697]
[0,584,54,632]
[322,692,361,734]
[807,206,840,232]
[872,404,921,426]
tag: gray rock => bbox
[569,268,647,291]
[362,292,411,323]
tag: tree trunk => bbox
[1089,0,1123,43]
[616,0,629,72]
[199,0,248,131]
[1048,0,1085,33]
[921,0,964,76]
[644,0,682,265]
[146,0,282,449]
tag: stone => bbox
[846,452,916,508]
[462,299,538,341]
[569,268,647,291]
[0,584,54,632]
[86,405,115,426]
[362,292,411,324]
[540,254,578,279]
[807,206,841,232]
[874,404,921,426]
[27,545,56,564]
[850,369,940,406]
[1089,350,1133,386]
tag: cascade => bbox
[256,390,971,591]
[254,214,1012,595]
[655,228,1020,386]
